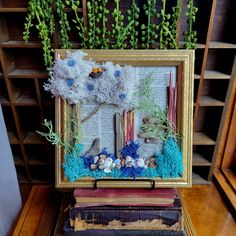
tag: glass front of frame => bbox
[54,50,194,188]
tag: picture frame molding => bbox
[55,49,194,188]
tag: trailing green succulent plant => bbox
[184,0,198,49]
[141,0,158,49]
[56,0,72,49]
[111,0,134,49]
[65,0,88,48]
[127,0,140,49]
[87,0,99,49]
[23,0,55,66]
[157,0,180,49]
[96,0,110,49]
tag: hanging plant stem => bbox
[87,0,99,48]
[112,0,134,49]
[184,0,198,49]
[157,0,180,49]
[127,0,140,49]
[97,0,110,49]
[141,0,158,49]
[169,0,181,48]
[66,0,88,48]
[55,0,72,49]
[23,0,54,67]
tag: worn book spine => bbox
[69,198,183,232]
[64,222,186,236]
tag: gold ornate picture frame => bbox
[55,49,194,188]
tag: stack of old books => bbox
[64,188,185,235]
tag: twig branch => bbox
[81,102,105,124]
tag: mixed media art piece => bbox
[40,49,194,188]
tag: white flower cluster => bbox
[44,50,138,105]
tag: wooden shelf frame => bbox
[192,0,236,183]
[0,0,235,184]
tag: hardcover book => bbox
[69,197,183,232]
[74,188,176,207]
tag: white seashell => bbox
[110,162,116,169]
[98,159,105,165]
[125,156,132,164]
[126,163,133,168]
[114,159,121,166]
[98,164,105,170]
[99,154,107,160]
[104,167,112,173]
[90,164,97,170]
[94,156,99,164]
[104,157,113,168]
[136,157,145,168]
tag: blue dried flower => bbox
[66,78,74,86]
[120,141,140,159]
[82,155,94,169]
[119,92,126,100]
[114,70,121,78]
[87,83,94,91]
[67,59,76,67]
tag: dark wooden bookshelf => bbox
[0,0,235,184]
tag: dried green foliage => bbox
[141,0,158,49]
[184,0,198,49]
[137,75,178,141]
[127,0,140,49]
[23,0,54,66]
[111,0,134,49]
[37,117,83,155]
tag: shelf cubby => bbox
[194,106,224,142]
[193,145,215,166]
[192,166,211,184]
[12,145,24,166]
[26,145,51,166]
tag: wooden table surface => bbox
[179,184,236,236]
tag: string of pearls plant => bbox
[23,0,198,66]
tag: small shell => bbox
[94,156,99,164]
[104,157,113,168]
[126,163,133,168]
[98,159,105,165]
[121,159,125,167]
[98,164,105,170]
[99,154,107,160]
[136,157,145,168]
[110,162,116,169]
[90,164,97,170]
[114,159,121,166]
[125,156,132,164]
